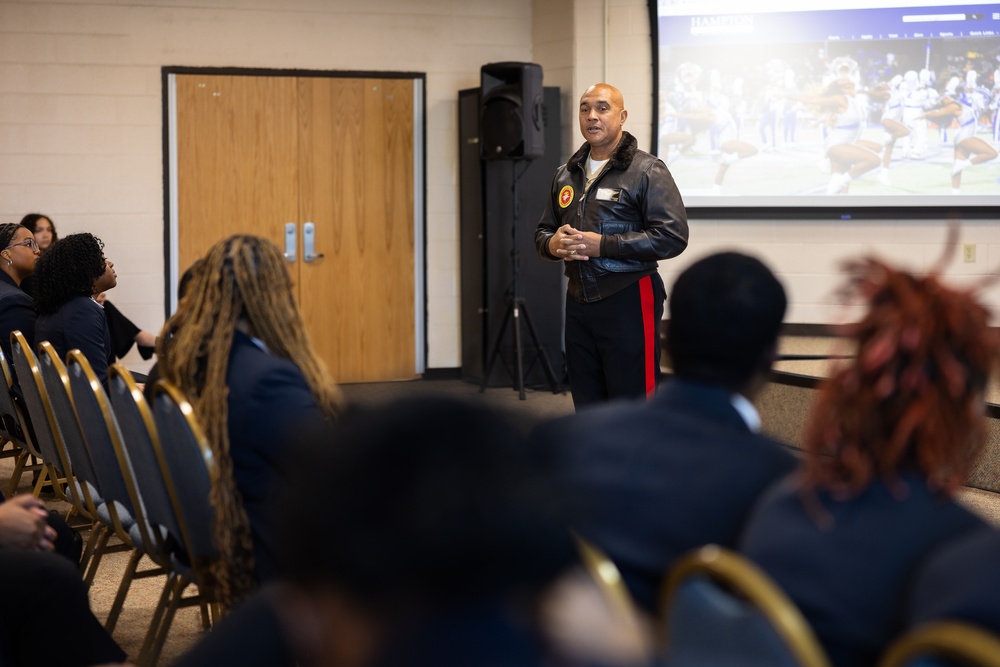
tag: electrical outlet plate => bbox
[963,243,976,263]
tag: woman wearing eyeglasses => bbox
[20,212,156,361]
[0,223,41,366]
[34,233,118,387]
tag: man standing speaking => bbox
[536,83,688,410]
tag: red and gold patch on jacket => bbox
[558,185,574,208]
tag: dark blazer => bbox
[36,295,113,386]
[739,474,987,667]
[0,271,35,367]
[906,526,1000,636]
[535,378,797,613]
[226,330,326,582]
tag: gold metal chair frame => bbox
[878,621,1000,667]
[0,345,44,497]
[67,350,171,635]
[11,331,106,575]
[574,533,644,625]
[113,366,220,666]
[38,341,132,586]
[659,545,832,667]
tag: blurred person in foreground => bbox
[274,395,578,667]
[534,251,797,614]
[739,252,999,667]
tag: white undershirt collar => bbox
[730,393,761,433]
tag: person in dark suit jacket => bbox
[153,235,341,609]
[33,233,117,386]
[739,254,998,667]
[224,327,328,582]
[905,526,1000,636]
[0,223,40,366]
[534,251,796,614]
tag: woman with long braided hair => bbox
[155,234,341,607]
[739,253,1000,667]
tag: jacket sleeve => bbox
[601,159,689,262]
[0,294,36,352]
[534,173,562,261]
[66,302,111,386]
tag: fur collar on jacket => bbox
[567,131,638,173]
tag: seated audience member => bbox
[173,395,579,667]
[906,526,1000,635]
[154,234,341,606]
[20,212,156,360]
[0,495,127,666]
[533,251,797,614]
[739,255,998,667]
[34,233,117,386]
[279,395,576,667]
[0,222,40,375]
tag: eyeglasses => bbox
[3,238,38,252]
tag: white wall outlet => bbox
[963,243,976,263]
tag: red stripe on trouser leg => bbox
[639,275,656,398]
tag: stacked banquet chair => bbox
[0,346,44,497]
[37,340,132,585]
[107,363,222,666]
[64,349,173,635]
[658,545,831,667]
[878,621,1000,667]
[9,331,105,572]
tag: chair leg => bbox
[31,464,49,498]
[106,549,142,634]
[148,574,189,667]
[140,572,182,666]
[4,448,28,498]
[78,523,101,576]
[83,523,111,588]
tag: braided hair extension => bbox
[0,224,23,251]
[33,233,106,316]
[156,235,341,607]
[801,256,1000,499]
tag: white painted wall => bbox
[0,0,534,373]
[1,0,997,380]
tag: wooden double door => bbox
[172,72,420,383]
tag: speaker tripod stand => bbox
[479,162,561,400]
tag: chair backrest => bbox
[0,347,29,449]
[659,545,831,667]
[10,331,74,480]
[67,350,160,553]
[878,621,1000,667]
[106,364,183,547]
[575,534,645,625]
[37,341,102,495]
[150,380,218,567]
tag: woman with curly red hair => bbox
[739,254,1000,667]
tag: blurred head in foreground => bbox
[275,394,576,667]
[668,251,787,397]
[802,256,1000,496]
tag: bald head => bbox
[579,83,628,160]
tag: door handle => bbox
[284,222,297,262]
[303,222,324,263]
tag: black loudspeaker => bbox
[459,86,564,387]
[480,62,544,160]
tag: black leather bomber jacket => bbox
[535,132,689,303]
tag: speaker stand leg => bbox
[480,300,513,394]
[519,299,561,394]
